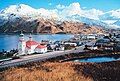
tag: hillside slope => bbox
[0,17,104,34]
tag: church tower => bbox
[18,32,26,55]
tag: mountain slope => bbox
[0,17,104,34]
[0,3,120,34]
[113,20,120,26]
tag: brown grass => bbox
[0,62,92,81]
[1,52,120,81]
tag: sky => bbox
[0,0,120,11]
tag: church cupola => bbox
[19,32,25,42]
[29,33,32,41]
[18,32,26,55]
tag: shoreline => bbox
[0,33,74,35]
[62,53,120,62]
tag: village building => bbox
[86,34,96,40]
[115,34,120,42]
[18,33,47,56]
[95,38,110,46]
[54,44,65,51]
[18,33,26,55]
[47,43,65,51]
[64,42,77,46]
[95,36,116,50]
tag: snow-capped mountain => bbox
[0,4,38,16]
[62,14,107,28]
[113,20,120,26]
[99,9,120,28]
[0,3,120,29]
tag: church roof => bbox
[26,40,38,48]
[36,44,46,49]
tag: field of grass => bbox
[1,60,120,81]
[1,51,120,81]
[0,62,92,81]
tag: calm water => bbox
[0,34,73,51]
[74,57,120,63]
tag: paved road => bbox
[0,45,85,69]
[0,40,96,69]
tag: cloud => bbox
[4,2,120,21]
[57,2,82,19]
[109,9,120,18]
[38,8,58,19]
[99,9,120,20]
[56,4,65,9]
[82,8,104,20]
[55,2,103,20]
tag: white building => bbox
[35,45,47,53]
[18,33,47,56]
[115,34,120,42]
[18,33,26,55]
[86,34,96,40]
[64,42,77,46]
[55,45,65,51]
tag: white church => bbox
[18,33,47,56]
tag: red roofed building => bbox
[26,40,38,48]
[35,44,47,53]
[18,33,47,55]
[36,44,46,49]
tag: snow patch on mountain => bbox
[113,20,120,26]
[0,3,120,29]
[102,20,117,24]
[1,4,38,16]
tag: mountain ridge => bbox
[0,17,104,34]
[0,4,120,34]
